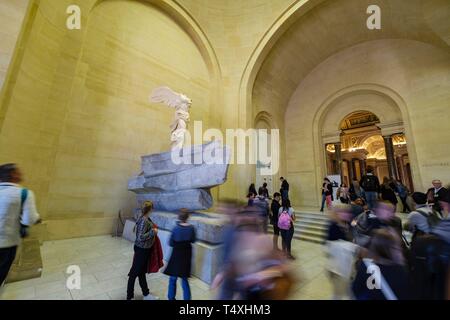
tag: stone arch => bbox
[238,0,324,128]
[254,111,278,130]
[239,0,450,131]
[312,83,422,191]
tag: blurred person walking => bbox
[353,201,403,247]
[326,204,357,300]
[164,210,196,300]
[409,190,450,300]
[278,199,295,259]
[380,177,398,211]
[349,178,362,201]
[0,164,40,287]
[352,229,410,300]
[127,201,158,300]
[253,192,270,233]
[404,192,440,242]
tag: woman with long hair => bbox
[320,177,333,212]
[380,177,398,211]
[278,199,296,259]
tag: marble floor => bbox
[0,235,332,300]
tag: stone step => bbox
[268,226,326,244]
[294,212,329,221]
[295,233,325,244]
[268,225,326,238]
[294,223,328,232]
[295,220,329,230]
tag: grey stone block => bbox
[140,141,230,178]
[149,211,228,244]
[136,189,213,211]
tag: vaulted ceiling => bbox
[253,0,450,116]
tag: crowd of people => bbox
[1,162,449,300]
[324,170,450,300]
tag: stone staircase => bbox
[268,211,329,244]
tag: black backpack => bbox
[362,175,378,191]
[409,234,450,300]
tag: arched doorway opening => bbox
[255,111,278,197]
[325,111,414,191]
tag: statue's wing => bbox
[149,86,181,108]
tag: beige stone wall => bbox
[0,0,214,239]
[285,40,450,207]
[1,0,449,240]
[0,0,30,91]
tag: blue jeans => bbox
[168,276,191,300]
[365,191,378,210]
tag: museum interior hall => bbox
[0,0,449,301]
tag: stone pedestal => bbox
[122,211,226,284]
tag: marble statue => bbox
[150,86,192,149]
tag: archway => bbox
[254,111,278,197]
[324,111,414,192]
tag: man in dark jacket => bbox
[270,193,281,250]
[359,166,380,210]
[280,177,289,201]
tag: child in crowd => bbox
[164,209,196,300]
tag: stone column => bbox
[360,158,366,177]
[396,156,404,183]
[351,158,359,182]
[334,142,343,182]
[383,135,398,180]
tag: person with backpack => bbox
[0,164,41,287]
[352,229,410,300]
[164,210,196,300]
[359,166,380,210]
[127,201,159,300]
[408,190,450,300]
[352,200,403,248]
[404,192,441,242]
[270,192,282,250]
[278,199,295,259]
